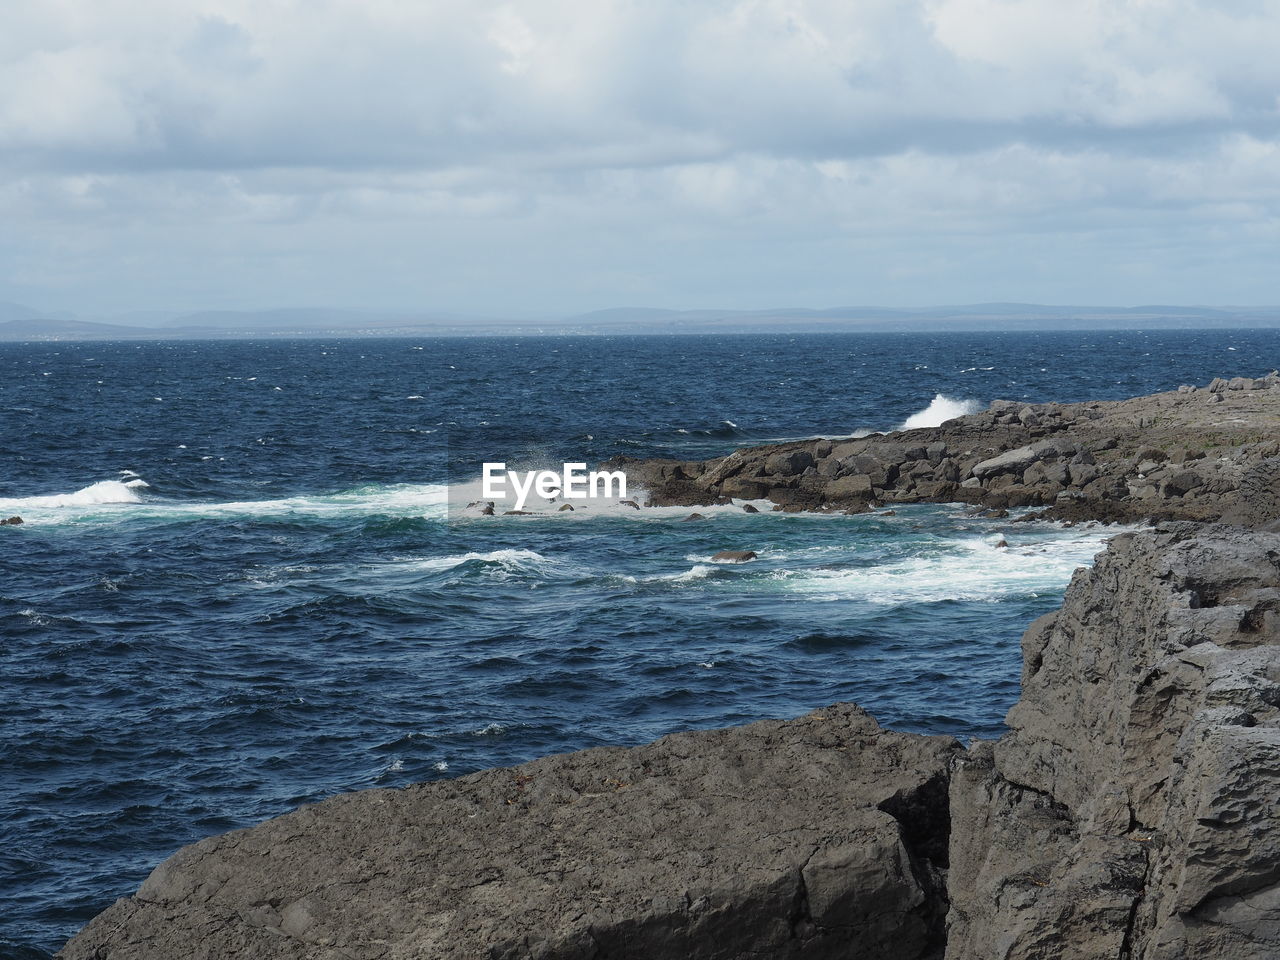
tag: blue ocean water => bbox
[2,329,1276,957]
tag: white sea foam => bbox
[0,480,143,510]
[2,481,450,525]
[669,564,717,582]
[899,394,981,430]
[780,530,1114,605]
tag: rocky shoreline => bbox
[60,378,1280,958]
[609,371,1280,526]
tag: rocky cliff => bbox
[948,525,1280,959]
[59,380,1280,958]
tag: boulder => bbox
[741,504,760,514]
[825,475,874,499]
[721,477,771,500]
[970,445,1044,480]
[764,450,815,476]
[1162,469,1204,498]
[1,516,22,525]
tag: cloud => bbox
[1,0,1278,312]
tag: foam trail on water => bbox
[0,480,143,510]
[0,481,449,525]
[780,529,1113,605]
[899,394,981,430]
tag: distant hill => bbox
[2,302,1280,341]
[0,317,153,339]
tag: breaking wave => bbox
[898,394,981,431]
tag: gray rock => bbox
[949,526,1280,960]
[971,444,1044,480]
[61,706,960,960]
[825,475,873,499]
[765,450,815,476]
[1162,469,1204,497]
[720,477,770,500]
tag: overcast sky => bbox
[2,0,1279,317]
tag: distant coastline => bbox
[6,301,1280,341]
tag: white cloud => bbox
[1,0,1278,312]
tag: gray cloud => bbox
[2,0,1278,314]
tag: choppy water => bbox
[3,330,1277,957]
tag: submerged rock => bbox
[710,550,757,562]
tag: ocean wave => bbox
[0,479,144,510]
[898,394,981,431]
[0,481,450,525]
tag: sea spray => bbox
[899,394,981,430]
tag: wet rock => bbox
[0,516,22,525]
[683,513,705,522]
[557,503,574,511]
[620,500,641,510]
[741,504,759,514]
[711,550,757,562]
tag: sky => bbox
[2,0,1279,317]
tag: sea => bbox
[3,329,1277,957]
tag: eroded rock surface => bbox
[60,705,959,960]
[947,525,1280,959]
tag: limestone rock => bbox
[949,525,1280,959]
[61,706,960,960]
